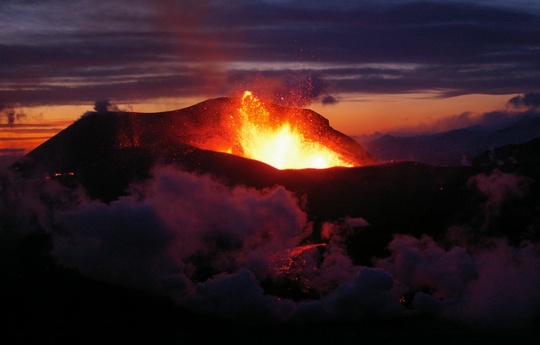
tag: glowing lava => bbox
[233,91,354,169]
[272,243,327,275]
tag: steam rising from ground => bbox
[377,235,540,329]
[1,165,539,329]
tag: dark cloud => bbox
[0,105,27,126]
[508,92,540,109]
[0,105,15,126]
[321,95,338,105]
[93,99,126,113]
[6,110,14,126]
[1,1,539,107]
[428,109,528,133]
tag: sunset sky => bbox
[1,0,540,155]
[3,1,540,333]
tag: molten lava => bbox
[231,91,354,169]
[272,243,327,275]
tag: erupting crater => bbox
[169,90,375,170]
[16,91,377,197]
[223,91,356,169]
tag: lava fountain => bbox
[231,91,354,169]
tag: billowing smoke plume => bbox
[0,105,26,126]
[94,99,116,113]
[321,95,339,105]
[93,99,130,113]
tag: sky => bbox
[1,0,540,156]
[2,1,540,332]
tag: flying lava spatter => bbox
[228,91,354,169]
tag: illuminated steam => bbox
[2,162,539,329]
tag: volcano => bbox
[15,94,376,198]
[6,95,540,342]
[12,94,540,238]
[13,94,540,257]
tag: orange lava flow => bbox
[272,243,327,275]
[234,91,353,169]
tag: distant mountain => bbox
[359,115,540,166]
[473,136,540,170]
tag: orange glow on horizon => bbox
[0,119,74,156]
[1,93,513,158]
[229,91,354,169]
[311,93,511,136]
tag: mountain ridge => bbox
[359,114,540,166]
[17,97,376,176]
[12,97,540,252]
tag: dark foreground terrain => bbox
[2,259,538,344]
[3,108,540,344]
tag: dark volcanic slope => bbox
[174,97,376,166]
[12,97,540,261]
[17,97,374,176]
[13,97,376,198]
